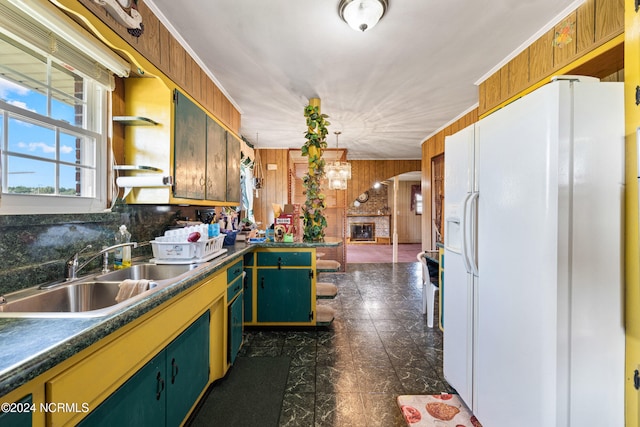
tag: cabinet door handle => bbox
[171,358,179,384]
[261,277,264,289]
[156,372,165,400]
[277,257,282,269]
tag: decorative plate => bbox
[357,191,369,203]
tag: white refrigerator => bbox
[443,76,625,427]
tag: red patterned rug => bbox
[397,394,482,426]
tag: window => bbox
[0,1,124,214]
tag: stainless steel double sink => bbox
[0,264,201,318]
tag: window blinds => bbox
[0,0,130,89]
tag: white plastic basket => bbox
[151,235,225,260]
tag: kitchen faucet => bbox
[63,242,139,282]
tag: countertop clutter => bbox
[0,239,341,398]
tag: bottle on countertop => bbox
[114,225,132,270]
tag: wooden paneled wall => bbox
[346,160,422,205]
[74,0,240,134]
[421,109,479,250]
[388,181,422,243]
[479,0,624,114]
[252,149,289,227]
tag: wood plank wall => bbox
[388,181,422,243]
[252,149,289,227]
[420,109,479,250]
[478,0,624,114]
[76,0,241,134]
[346,160,422,205]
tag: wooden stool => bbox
[317,259,341,272]
[316,282,338,299]
[316,304,336,326]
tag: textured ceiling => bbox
[145,0,582,160]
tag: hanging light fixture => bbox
[325,131,351,190]
[338,0,388,32]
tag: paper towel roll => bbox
[116,176,173,188]
[116,176,173,198]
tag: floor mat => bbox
[187,356,291,427]
[397,394,482,426]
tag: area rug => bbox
[397,394,482,426]
[347,243,422,263]
[188,356,291,427]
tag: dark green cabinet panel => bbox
[79,312,209,427]
[228,293,243,365]
[165,311,210,426]
[78,353,166,427]
[226,135,241,203]
[174,90,206,200]
[205,115,227,201]
[226,260,244,283]
[257,269,312,322]
[0,394,32,427]
[243,266,253,322]
[173,89,239,203]
[257,252,312,267]
[243,252,254,267]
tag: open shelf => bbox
[113,116,158,126]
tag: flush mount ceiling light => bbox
[338,0,388,32]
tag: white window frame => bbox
[0,91,108,215]
[0,1,125,215]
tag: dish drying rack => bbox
[150,233,227,264]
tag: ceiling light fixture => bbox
[338,0,388,32]
[325,131,351,190]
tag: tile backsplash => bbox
[0,204,177,295]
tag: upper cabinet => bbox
[122,78,241,206]
[173,90,240,203]
[174,90,207,200]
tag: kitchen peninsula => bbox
[0,239,340,426]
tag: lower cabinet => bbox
[257,269,312,323]
[244,248,316,326]
[243,252,254,323]
[0,394,32,427]
[226,260,244,366]
[228,294,243,365]
[78,311,210,426]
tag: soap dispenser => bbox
[114,225,132,269]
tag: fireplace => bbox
[350,222,375,241]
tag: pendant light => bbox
[325,131,351,190]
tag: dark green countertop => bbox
[0,239,342,397]
[0,244,252,397]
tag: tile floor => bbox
[238,262,453,427]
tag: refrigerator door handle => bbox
[461,192,473,274]
[468,192,479,276]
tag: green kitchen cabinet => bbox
[79,311,209,427]
[165,311,210,426]
[256,269,312,323]
[243,252,254,323]
[226,259,244,366]
[257,251,312,267]
[0,394,33,427]
[228,293,243,365]
[173,90,207,200]
[244,249,317,326]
